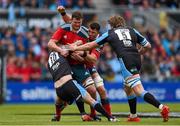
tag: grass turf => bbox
[0,103,180,125]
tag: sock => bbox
[93,102,111,119]
[55,103,66,116]
[101,98,112,115]
[76,101,86,114]
[127,95,137,115]
[55,104,61,116]
[141,91,161,108]
[90,106,96,117]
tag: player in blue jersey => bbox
[47,51,117,122]
[69,15,170,122]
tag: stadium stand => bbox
[0,0,179,83]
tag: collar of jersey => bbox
[70,24,82,33]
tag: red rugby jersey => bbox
[85,48,100,69]
[51,23,89,65]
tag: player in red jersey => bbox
[57,6,113,120]
[48,11,98,121]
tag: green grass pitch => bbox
[0,103,180,125]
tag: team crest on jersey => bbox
[63,35,67,39]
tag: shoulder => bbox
[60,23,71,31]
[81,26,88,32]
[78,26,89,39]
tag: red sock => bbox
[55,104,61,117]
[90,106,96,117]
[101,99,112,115]
[102,103,112,115]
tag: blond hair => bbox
[108,15,126,28]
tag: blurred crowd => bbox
[112,0,179,10]
[1,24,179,83]
[0,0,179,83]
[0,0,95,10]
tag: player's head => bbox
[108,15,126,29]
[71,11,83,31]
[88,22,100,41]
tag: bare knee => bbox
[132,84,145,96]
[124,86,134,96]
[86,85,97,99]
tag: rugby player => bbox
[48,11,98,121]
[47,51,117,122]
[69,15,170,122]
[57,6,112,118]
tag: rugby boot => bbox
[161,105,170,122]
[81,113,93,121]
[108,116,119,122]
[127,116,141,122]
[51,114,60,122]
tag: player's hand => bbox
[60,49,69,57]
[68,43,77,51]
[70,52,84,62]
[57,6,66,13]
[68,40,82,51]
[74,40,83,46]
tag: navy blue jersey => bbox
[95,26,149,57]
[48,51,72,82]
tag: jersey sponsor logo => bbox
[130,68,138,73]
[52,62,60,71]
[85,71,89,75]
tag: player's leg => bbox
[73,80,117,122]
[51,96,67,121]
[91,71,112,116]
[119,56,169,122]
[71,65,95,121]
[124,85,140,122]
[83,77,98,120]
[52,79,72,122]
[126,74,170,122]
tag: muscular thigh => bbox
[56,80,84,105]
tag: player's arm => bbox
[70,32,109,51]
[84,49,99,64]
[138,42,151,54]
[72,41,99,51]
[133,28,151,54]
[57,6,71,23]
[48,28,69,57]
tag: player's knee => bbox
[123,86,133,96]
[93,76,104,88]
[86,85,97,98]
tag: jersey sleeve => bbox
[95,32,108,45]
[90,48,100,59]
[51,28,65,41]
[133,28,149,47]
